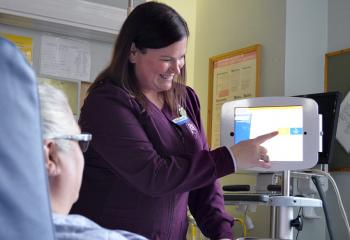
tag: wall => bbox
[193,0,286,133]
[284,0,327,96]
[328,0,350,52]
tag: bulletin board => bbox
[325,48,350,171]
[207,44,261,148]
[0,23,112,117]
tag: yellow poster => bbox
[38,78,79,115]
[0,33,33,64]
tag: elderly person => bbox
[38,83,147,240]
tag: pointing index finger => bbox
[254,131,278,145]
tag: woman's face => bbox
[130,38,187,95]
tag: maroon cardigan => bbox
[71,81,235,239]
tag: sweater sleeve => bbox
[185,86,234,239]
[188,180,234,239]
[79,84,235,198]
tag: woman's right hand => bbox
[229,131,278,170]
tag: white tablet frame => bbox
[221,97,320,171]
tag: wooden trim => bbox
[207,57,215,145]
[325,48,350,91]
[326,48,350,57]
[329,167,350,172]
[324,54,328,91]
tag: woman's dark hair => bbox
[89,1,189,113]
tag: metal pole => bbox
[277,170,293,240]
[270,206,276,238]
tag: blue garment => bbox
[53,213,148,240]
[0,37,55,240]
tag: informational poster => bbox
[40,35,91,81]
[336,91,350,153]
[0,33,33,64]
[38,77,79,115]
[208,45,261,148]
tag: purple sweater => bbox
[71,81,235,239]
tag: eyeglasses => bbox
[51,133,92,152]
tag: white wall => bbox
[328,0,350,52]
[284,0,328,96]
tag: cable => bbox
[311,175,335,240]
[234,217,247,237]
[243,206,254,230]
[295,207,303,240]
[311,169,350,239]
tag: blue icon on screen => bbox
[290,127,302,135]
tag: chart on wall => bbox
[40,35,91,81]
[207,44,261,149]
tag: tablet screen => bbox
[233,106,303,162]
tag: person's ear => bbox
[129,43,137,63]
[43,139,61,177]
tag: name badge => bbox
[172,115,189,126]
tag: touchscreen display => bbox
[234,106,303,162]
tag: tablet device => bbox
[221,97,320,171]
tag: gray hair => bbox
[38,83,77,152]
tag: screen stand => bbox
[223,170,323,239]
[272,170,323,239]
[277,170,293,239]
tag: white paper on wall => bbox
[336,91,350,153]
[40,35,91,81]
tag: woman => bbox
[71,2,276,239]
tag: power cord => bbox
[295,207,303,240]
[311,169,350,239]
[233,217,247,237]
[311,175,335,240]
